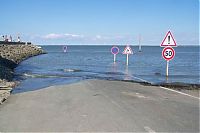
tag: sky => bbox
[0,0,199,45]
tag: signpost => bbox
[160,30,177,77]
[162,47,175,76]
[111,46,119,62]
[63,46,67,53]
[122,45,133,66]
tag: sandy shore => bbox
[0,79,199,132]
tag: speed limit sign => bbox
[162,47,175,61]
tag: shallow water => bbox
[13,45,199,93]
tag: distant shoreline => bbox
[0,41,31,45]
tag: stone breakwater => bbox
[0,44,44,64]
[0,44,45,104]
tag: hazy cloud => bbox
[42,33,83,39]
[27,32,198,45]
[36,33,138,44]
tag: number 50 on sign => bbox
[162,47,175,61]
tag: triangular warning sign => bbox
[160,31,177,47]
[122,46,133,54]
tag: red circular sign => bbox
[162,47,175,61]
[111,46,119,55]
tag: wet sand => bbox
[0,79,199,132]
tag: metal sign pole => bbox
[126,54,129,65]
[114,54,116,62]
[166,60,169,77]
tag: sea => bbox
[13,45,199,93]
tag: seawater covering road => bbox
[0,80,199,132]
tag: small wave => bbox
[103,72,124,75]
[23,73,64,78]
[63,68,82,72]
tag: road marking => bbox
[122,92,147,98]
[144,126,156,133]
[129,76,199,100]
[160,86,200,100]
[136,93,146,98]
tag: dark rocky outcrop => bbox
[0,43,46,104]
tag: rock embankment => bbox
[0,44,44,64]
[0,44,45,104]
[0,79,16,104]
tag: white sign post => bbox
[161,31,177,77]
[166,60,169,77]
[114,54,116,62]
[126,54,129,65]
[111,46,119,63]
[122,45,133,66]
[162,47,175,77]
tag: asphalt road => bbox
[0,80,199,132]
